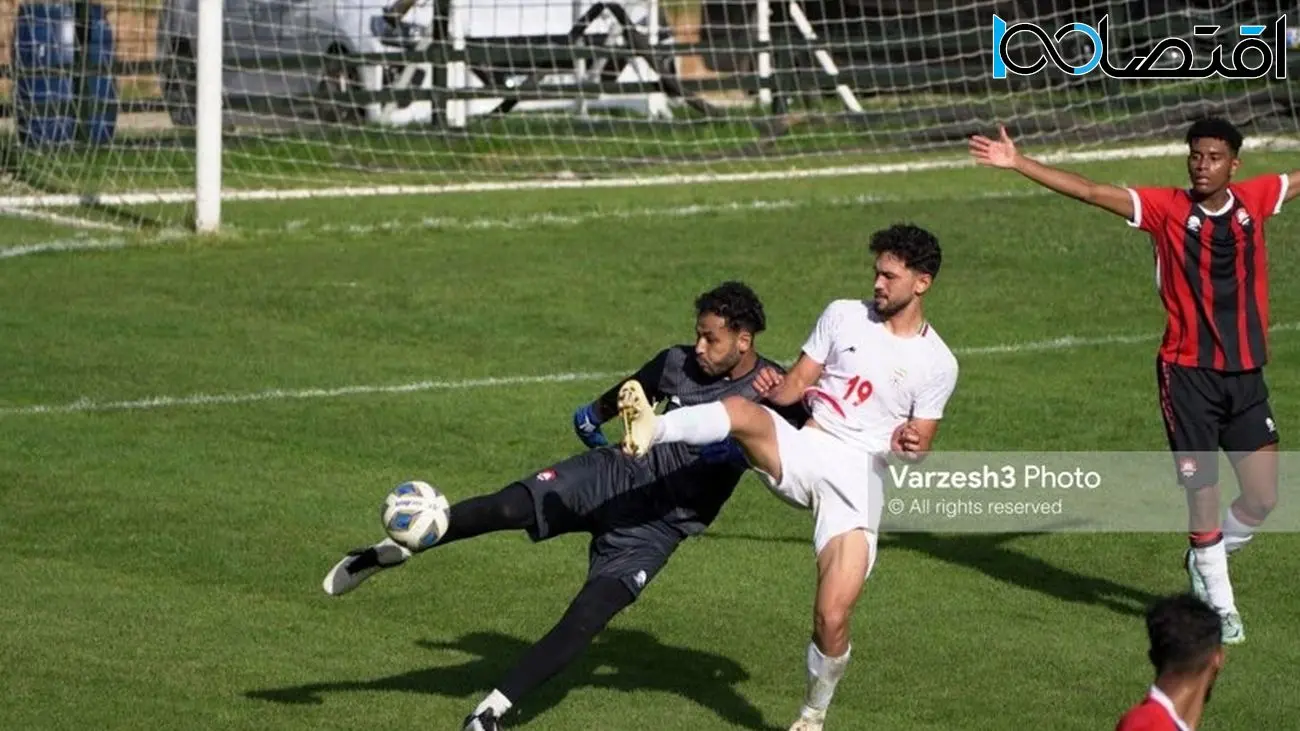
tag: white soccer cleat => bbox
[462,709,503,731]
[1221,611,1245,645]
[1225,534,1253,554]
[617,380,658,457]
[322,538,411,596]
[1184,549,1245,644]
[788,717,824,731]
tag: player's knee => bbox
[496,484,537,528]
[721,396,767,435]
[1236,470,1279,518]
[720,394,755,419]
[568,578,635,635]
[813,605,852,648]
[567,604,614,637]
[1239,490,1277,520]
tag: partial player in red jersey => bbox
[1115,593,1224,731]
[969,117,1300,644]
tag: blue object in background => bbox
[13,3,76,146]
[82,2,118,145]
[12,3,117,148]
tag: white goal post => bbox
[195,0,222,231]
[0,0,1297,232]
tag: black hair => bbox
[1186,117,1243,156]
[695,281,766,334]
[869,223,942,279]
[1145,593,1223,676]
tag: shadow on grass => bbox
[701,528,1162,617]
[246,627,782,730]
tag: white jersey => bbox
[799,299,959,455]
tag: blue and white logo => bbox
[991,13,1289,80]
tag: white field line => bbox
[0,135,1296,210]
[278,189,1054,237]
[0,206,130,232]
[5,323,1297,417]
[6,133,1299,256]
[0,236,130,259]
[960,321,1300,355]
[0,229,192,259]
[0,188,1052,260]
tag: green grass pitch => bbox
[3,151,1300,730]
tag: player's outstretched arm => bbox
[969,125,1135,221]
[1285,171,1300,204]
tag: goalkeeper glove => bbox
[698,437,746,466]
[572,402,609,448]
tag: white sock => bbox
[472,689,512,718]
[799,642,851,721]
[1192,540,1238,615]
[1223,505,1257,553]
[653,401,732,446]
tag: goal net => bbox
[0,0,1297,231]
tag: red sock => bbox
[1189,530,1223,548]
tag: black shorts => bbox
[515,447,683,599]
[1156,359,1279,488]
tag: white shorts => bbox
[751,406,883,574]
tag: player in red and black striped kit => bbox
[970,118,1300,644]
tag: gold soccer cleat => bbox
[617,380,658,457]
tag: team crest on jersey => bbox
[1178,458,1197,479]
[536,469,556,481]
[1185,215,1201,232]
[1236,208,1251,227]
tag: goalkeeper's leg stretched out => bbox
[322,445,670,731]
[322,482,535,595]
[322,445,625,596]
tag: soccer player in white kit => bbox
[618,223,959,731]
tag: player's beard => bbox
[701,347,741,377]
[874,293,910,318]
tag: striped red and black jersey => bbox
[1126,174,1289,372]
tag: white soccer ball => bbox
[381,480,451,552]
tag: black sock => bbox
[496,577,635,706]
[433,483,536,548]
[350,485,536,571]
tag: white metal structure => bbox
[3,1,1296,234]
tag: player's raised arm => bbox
[969,125,1135,221]
[1285,170,1300,204]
